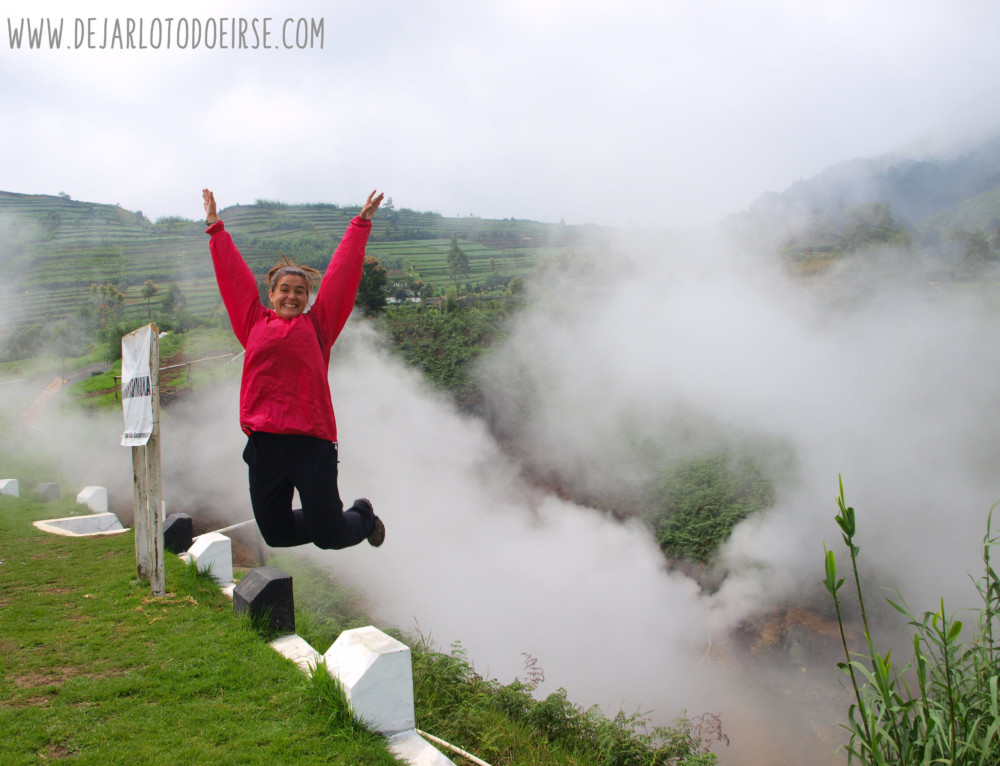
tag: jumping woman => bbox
[202,187,385,550]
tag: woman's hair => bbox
[266,254,321,293]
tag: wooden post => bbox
[132,445,149,578]
[127,325,165,597]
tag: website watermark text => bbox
[7,17,325,51]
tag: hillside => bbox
[719,133,1000,279]
[916,186,1000,238]
[740,134,1000,226]
[10,128,1000,344]
[0,191,602,339]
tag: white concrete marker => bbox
[0,479,19,497]
[323,626,416,735]
[76,486,108,513]
[322,626,457,765]
[185,531,233,585]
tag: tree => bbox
[49,318,89,379]
[87,282,132,362]
[89,282,126,326]
[989,217,1000,252]
[447,235,469,287]
[443,285,458,313]
[2,322,45,362]
[356,255,388,314]
[161,283,187,315]
[952,229,996,279]
[141,280,159,318]
[158,284,200,332]
[841,202,908,250]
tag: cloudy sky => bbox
[4,0,1000,227]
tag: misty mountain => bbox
[742,133,1000,229]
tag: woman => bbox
[202,187,385,550]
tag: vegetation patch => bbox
[376,304,510,407]
[642,449,776,564]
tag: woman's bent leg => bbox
[291,438,372,550]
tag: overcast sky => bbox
[4,0,1000,227]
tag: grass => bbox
[0,494,400,765]
[0,345,105,382]
[168,327,241,361]
[409,640,725,766]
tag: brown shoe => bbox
[356,498,384,547]
[368,516,385,547]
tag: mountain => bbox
[740,134,1000,230]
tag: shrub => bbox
[824,477,1000,764]
[643,450,775,563]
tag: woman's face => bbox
[268,274,309,319]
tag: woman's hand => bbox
[359,190,384,221]
[203,188,218,223]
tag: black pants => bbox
[242,431,374,550]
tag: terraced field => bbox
[0,190,599,338]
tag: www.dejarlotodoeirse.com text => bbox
[7,17,325,50]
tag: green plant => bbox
[644,450,775,563]
[824,477,1000,764]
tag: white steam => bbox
[474,229,1000,617]
[316,329,721,712]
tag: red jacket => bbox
[207,217,372,442]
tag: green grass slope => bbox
[0,494,399,765]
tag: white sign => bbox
[121,325,154,446]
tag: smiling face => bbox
[268,274,310,319]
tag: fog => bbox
[6,226,1000,765]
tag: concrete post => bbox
[322,626,415,736]
[233,567,295,634]
[163,513,194,553]
[185,532,233,585]
[34,482,60,501]
[76,486,108,513]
